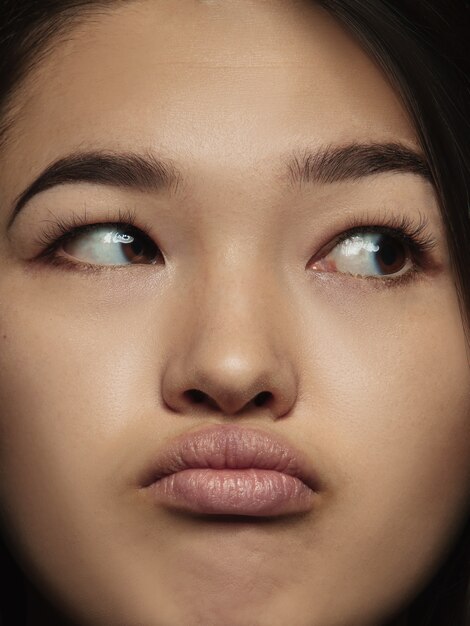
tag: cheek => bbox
[296,277,470,611]
[0,284,154,623]
[310,274,470,511]
[0,282,140,555]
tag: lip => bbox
[140,424,322,517]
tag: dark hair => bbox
[0,1,469,625]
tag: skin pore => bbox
[0,1,469,625]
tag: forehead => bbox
[5,0,418,179]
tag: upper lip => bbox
[139,423,321,492]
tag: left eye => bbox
[311,232,410,278]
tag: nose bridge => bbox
[194,242,281,355]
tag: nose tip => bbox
[162,350,297,419]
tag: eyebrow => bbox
[6,141,432,231]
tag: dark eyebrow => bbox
[283,141,432,188]
[7,150,183,231]
[7,141,432,231]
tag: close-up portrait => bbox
[0,1,469,625]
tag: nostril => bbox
[253,391,271,407]
[184,389,272,410]
[185,389,206,403]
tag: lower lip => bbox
[147,468,316,516]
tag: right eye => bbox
[37,221,163,269]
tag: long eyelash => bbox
[33,206,141,250]
[32,207,155,273]
[328,209,439,287]
[338,209,438,255]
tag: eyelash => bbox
[32,206,439,286]
[315,208,439,288]
[33,207,154,274]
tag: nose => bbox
[160,266,298,420]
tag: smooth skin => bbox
[0,1,469,625]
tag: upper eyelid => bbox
[35,218,435,280]
[27,203,441,270]
[35,210,437,247]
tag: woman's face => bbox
[0,1,469,625]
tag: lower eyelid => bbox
[309,265,425,290]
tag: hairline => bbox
[0,1,135,156]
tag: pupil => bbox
[377,235,405,273]
[120,229,161,264]
[120,230,146,262]
[131,241,144,255]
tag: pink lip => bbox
[140,424,322,517]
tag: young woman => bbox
[0,1,469,625]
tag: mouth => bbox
[139,424,322,517]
